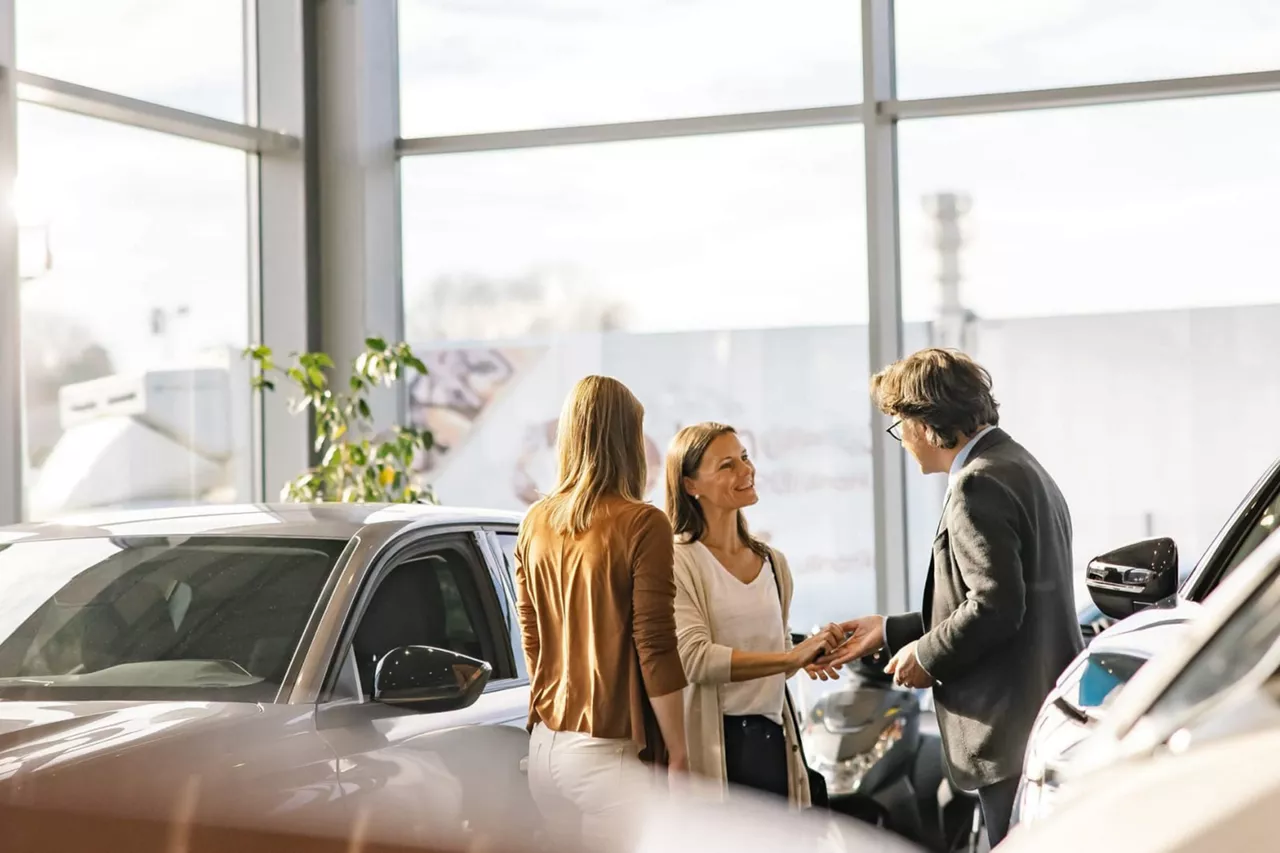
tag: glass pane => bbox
[896,0,1280,100]
[496,532,527,679]
[1141,562,1280,739]
[397,0,861,137]
[400,128,873,705]
[17,0,246,123]
[1223,490,1280,575]
[0,536,344,702]
[19,105,252,520]
[898,93,1280,608]
[403,126,866,338]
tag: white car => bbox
[1013,458,1280,827]
[1001,525,1280,852]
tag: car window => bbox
[1222,490,1280,577]
[1137,560,1280,743]
[495,532,528,680]
[351,544,504,699]
[0,536,344,702]
[497,532,518,589]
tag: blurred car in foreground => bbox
[1001,526,1280,852]
[0,502,916,853]
[0,503,535,851]
[1013,457,1280,826]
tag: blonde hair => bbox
[544,375,649,535]
[664,422,769,560]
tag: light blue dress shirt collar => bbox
[946,424,996,499]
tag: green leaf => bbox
[313,352,335,369]
[322,444,340,467]
[357,399,372,420]
[365,337,388,352]
[307,366,326,388]
[405,356,428,375]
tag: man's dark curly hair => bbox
[871,348,999,450]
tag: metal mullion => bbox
[10,68,299,153]
[255,0,312,500]
[0,0,18,524]
[396,104,863,156]
[889,69,1280,121]
[865,0,910,616]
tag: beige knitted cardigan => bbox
[671,539,812,808]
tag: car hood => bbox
[1005,722,1280,853]
[1077,600,1201,665]
[1033,604,1202,778]
[0,700,336,832]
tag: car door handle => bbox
[519,756,529,774]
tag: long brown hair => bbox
[664,422,769,560]
[543,375,648,536]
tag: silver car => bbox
[0,503,536,850]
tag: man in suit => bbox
[812,348,1083,846]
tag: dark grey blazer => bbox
[884,428,1083,791]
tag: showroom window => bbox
[397,0,862,137]
[9,0,264,521]
[16,0,247,123]
[895,0,1280,99]
[399,124,879,655]
[17,107,252,519]
[897,92,1280,604]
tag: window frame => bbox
[317,528,519,705]
[481,526,528,684]
[1183,458,1280,604]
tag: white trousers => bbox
[528,723,647,852]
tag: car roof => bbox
[0,503,524,543]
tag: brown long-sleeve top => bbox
[514,495,687,754]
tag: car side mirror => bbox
[1086,537,1179,621]
[373,645,491,713]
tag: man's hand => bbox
[805,616,885,681]
[885,641,934,689]
[786,623,845,674]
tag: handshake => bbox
[789,616,935,689]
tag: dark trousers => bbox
[978,776,1020,847]
[722,715,789,799]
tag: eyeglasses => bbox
[886,420,903,442]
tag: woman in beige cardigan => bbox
[664,422,842,806]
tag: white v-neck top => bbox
[705,552,786,724]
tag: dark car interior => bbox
[351,542,500,699]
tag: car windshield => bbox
[1134,558,1280,743]
[0,535,345,702]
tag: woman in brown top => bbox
[514,375,688,849]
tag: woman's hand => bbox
[785,623,845,674]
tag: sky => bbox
[9,0,1280,484]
